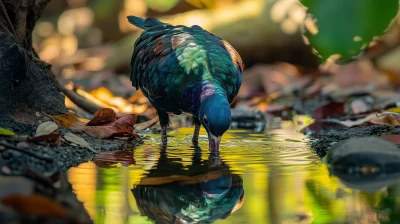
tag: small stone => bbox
[16,142,30,149]
[2,151,11,159]
[1,166,11,175]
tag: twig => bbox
[47,71,101,114]
[0,0,17,37]
[0,141,53,162]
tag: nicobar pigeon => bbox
[127,16,244,152]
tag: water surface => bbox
[68,126,400,224]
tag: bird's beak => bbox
[208,134,221,152]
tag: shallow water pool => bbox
[68,126,400,224]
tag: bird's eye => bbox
[203,116,209,125]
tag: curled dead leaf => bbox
[84,114,137,139]
[35,121,58,137]
[87,108,116,126]
[51,112,88,130]
[372,112,400,126]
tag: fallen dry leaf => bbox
[372,112,400,126]
[87,108,116,126]
[29,132,61,144]
[1,194,68,218]
[35,121,58,137]
[134,116,159,131]
[339,113,379,127]
[52,109,138,140]
[51,112,88,130]
[84,114,137,139]
[64,132,97,153]
[312,102,345,119]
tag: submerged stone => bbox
[230,109,266,132]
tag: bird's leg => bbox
[157,111,170,147]
[192,116,201,146]
[161,126,168,145]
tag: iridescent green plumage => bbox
[128,16,243,150]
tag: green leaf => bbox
[0,127,15,136]
[146,0,180,12]
[300,0,399,62]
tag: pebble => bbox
[1,166,12,175]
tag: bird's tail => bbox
[127,16,163,30]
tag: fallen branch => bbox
[48,71,101,114]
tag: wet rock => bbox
[230,109,266,132]
[326,137,400,192]
[326,136,400,167]
[312,125,398,157]
[331,168,400,192]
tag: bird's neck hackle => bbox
[194,83,228,116]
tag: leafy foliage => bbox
[300,0,399,62]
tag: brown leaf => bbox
[2,194,68,218]
[134,116,159,131]
[87,108,116,126]
[84,114,137,139]
[371,112,400,126]
[29,132,61,144]
[50,112,88,130]
[312,102,345,119]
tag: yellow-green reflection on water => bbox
[68,126,400,224]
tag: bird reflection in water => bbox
[132,151,244,223]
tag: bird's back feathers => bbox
[127,16,243,114]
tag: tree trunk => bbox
[0,0,66,134]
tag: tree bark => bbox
[0,0,66,134]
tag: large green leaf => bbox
[300,0,399,62]
[147,0,180,12]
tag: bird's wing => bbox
[220,40,243,102]
[130,22,243,104]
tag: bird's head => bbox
[199,95,231,152]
